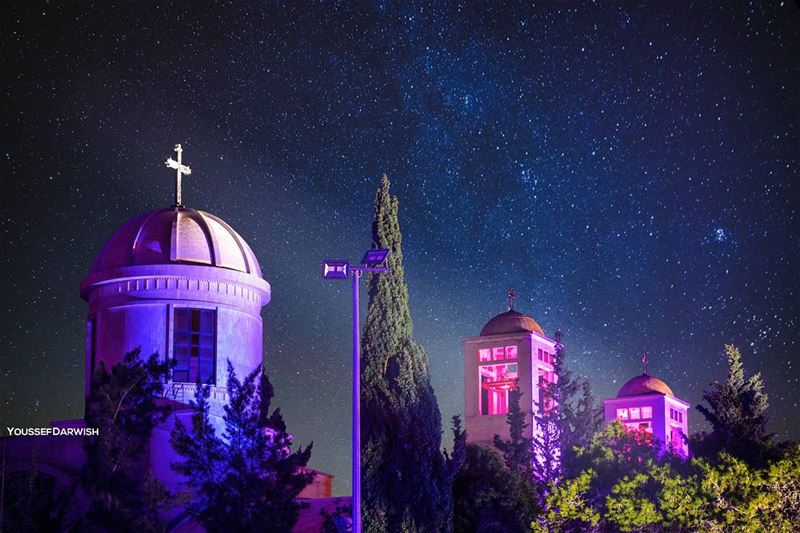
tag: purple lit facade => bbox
[464,307,558,447]
[80,206,271,418]
[603,373,690,457]
[78,205,275,503]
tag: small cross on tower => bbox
[165,144,192,207]
[507,287,517,310]
[641,352,649,375]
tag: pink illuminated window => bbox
[625,421,652,433]
[630,407,640,420]
[537,369,555,386]
[480,363,518,415]
[479,346,518,363]
[616,408,629,420]
[641,406,652,419]
[671,426,683,450]
[537,349,554,364]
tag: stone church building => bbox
[2,146,337,532]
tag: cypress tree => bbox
[361,174,464,532]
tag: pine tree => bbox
[493,386,533,477]
[695,344,774,465]
[79,349,174,532]
[531,382,561,488]
[361,174,464,532]
[494,332,601,502]
[170,362,313,532]
[552,331,602,477]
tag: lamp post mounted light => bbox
[322,248,389,533]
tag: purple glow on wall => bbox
[603,371,690,458]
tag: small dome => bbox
[480,309,545,337]
[89,207,262,277]
[617,374,674,397]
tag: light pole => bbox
[322,248,389,533]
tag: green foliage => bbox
[695,344,774,466]
[536,427,800,532]
[534,342,800,532]
[170,361,313,532]
[656,449,800,532]
[79,349,174,532]
[605,473,662,531]
[761,447,800,528]
[536,422,662,532]
[573,421,659,488]
[489,332,602,522]
[532,469,599,532]
[361,175,464,532]
[454,444,539,533]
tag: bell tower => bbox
[464,290,558,446]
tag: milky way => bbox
[2,2,798,494]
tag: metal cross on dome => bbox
[642,352,649,375]
[507,287,517,310]
[165,143,192,207]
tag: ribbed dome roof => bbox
[617,374,674,397]
[480,309,545,337]
[89,207,262,277]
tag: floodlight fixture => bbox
[320,247,390,533]
[361,248,389,266]
[322,260,349,280]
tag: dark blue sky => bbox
[2,2,798,495]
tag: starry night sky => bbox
[2,2,799,495]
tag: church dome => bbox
[89,207,262,277]
[480,309,545,337]
[617,374,674,397]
